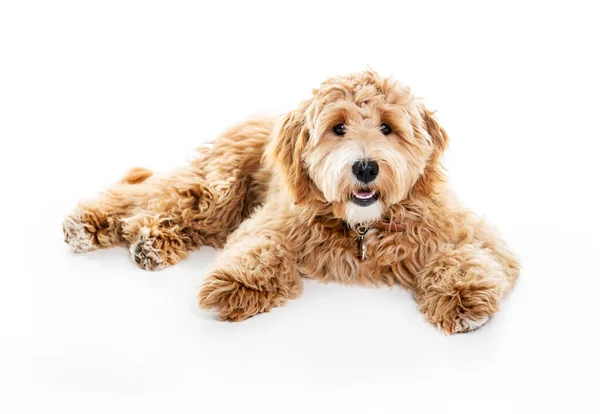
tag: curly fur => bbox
[64,70,519,334]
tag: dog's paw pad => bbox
[130,227,168,271]
[63,209,97,253]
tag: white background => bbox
[1,1,599,413]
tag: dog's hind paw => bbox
[63,209,98,253]
[129,227,170,271]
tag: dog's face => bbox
[269,71,448,226]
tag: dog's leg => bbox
[63,118,275,269]
[63,160,255,269]
[120,213,190,271]
[118,123,273,271]
[413,241,518,334]
[198,203,303,321]
[62,167,153,253]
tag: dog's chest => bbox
[361,229,411,265]
[298,228,411,284]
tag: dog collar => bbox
[353,221,406,260]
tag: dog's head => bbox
[268,70,448,226]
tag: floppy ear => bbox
[267,105,313,204]
[411,106,449,198]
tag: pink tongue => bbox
[357,190,373,196]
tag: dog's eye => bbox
[333,123,346,136]
[380,123,392,135]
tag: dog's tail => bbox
[120,167,153,185]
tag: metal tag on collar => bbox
[356,225,368,261]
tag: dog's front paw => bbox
[129,227,171,271]
[63,208,98,253]
[198,270,278,322]
[420,279,500,335]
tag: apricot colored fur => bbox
[64,71,519,334]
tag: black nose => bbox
[352,160,379,183]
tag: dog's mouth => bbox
[350,189,378,206]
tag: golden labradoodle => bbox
[63,70,519,334]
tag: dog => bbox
[63,70,519,334]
